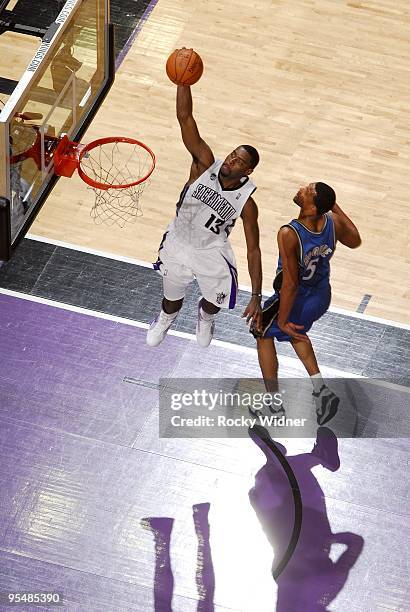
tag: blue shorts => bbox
[259,284,331,342]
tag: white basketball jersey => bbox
[169,159,256,248]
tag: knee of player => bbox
[256,336,277,354]
[256,336,269,346]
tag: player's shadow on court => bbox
[248,425,364,612]
[142,503,215,612]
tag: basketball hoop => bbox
[54,135,156,226]
[8,111,156,226]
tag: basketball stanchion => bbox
[0,197,11,261]
[53,135,156,227]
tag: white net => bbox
[79,139,154,227]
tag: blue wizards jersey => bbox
[274,212,336,290]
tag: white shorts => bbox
[153,230,238,309]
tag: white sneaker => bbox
[196,303,215,348]
[146,310,177,347]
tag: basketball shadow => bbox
[248,425,364,611]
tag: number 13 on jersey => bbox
[205,214,235,237]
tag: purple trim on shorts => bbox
[152,257,162,271]
[115,0,159,70]
[222,254,238,309]
[229,281,237,309]
[153,231,168,270]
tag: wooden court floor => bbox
[25,0,410,325]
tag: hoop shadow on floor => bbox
[249,424,364,611]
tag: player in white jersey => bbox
[147,84,263,348]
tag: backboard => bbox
[0,0,114,260]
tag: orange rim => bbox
[77,136,156,190]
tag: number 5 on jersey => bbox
[302,256,319,281]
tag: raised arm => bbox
[332,203,361,248]
[277,226,308,341]
[176,85,214,178]
[241,197,262,329]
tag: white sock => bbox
[200,307,214,321]
[161,308,178,321]
[311,372,325,394]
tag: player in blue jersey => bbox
[251,182,361,425]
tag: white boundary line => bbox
[2,287,410,393]
[26,233,410,330]
[27,233,152,269]
[0,287,355,377]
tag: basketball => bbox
[166,48,203,86]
